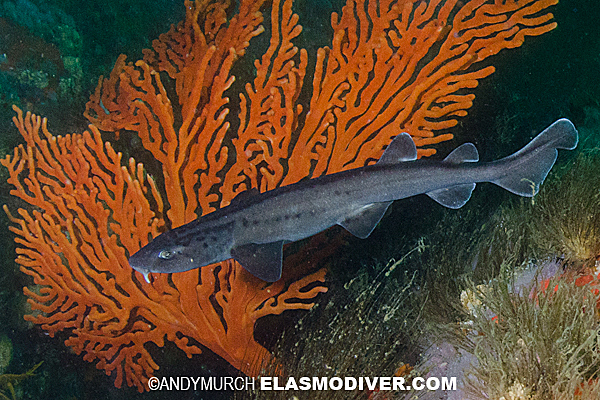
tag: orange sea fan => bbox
[282,0,559,183]
[2,106,335,391]
[87,0,559,207]
[3,0,558,393]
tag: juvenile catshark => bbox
[129,119,578,282]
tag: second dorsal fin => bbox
[426,143,479,209]
[443,143,479,164]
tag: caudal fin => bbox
[492,119,578,197]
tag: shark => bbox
[129,119,578,282]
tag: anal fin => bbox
[338,201,392,239]
[426,183,476,209]
[231,241,284,282]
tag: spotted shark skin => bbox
[129,119,578,282]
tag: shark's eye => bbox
[158,250,174,260]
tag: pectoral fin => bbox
[231,241,284,282]
[339,201,392,239]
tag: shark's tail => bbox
[492,119,578,197]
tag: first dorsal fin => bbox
[377,133,418,165]
[229,188,260,206]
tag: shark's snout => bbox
[129,250,153,283]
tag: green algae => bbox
[242,255,424,400]
[462,272,600,399]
